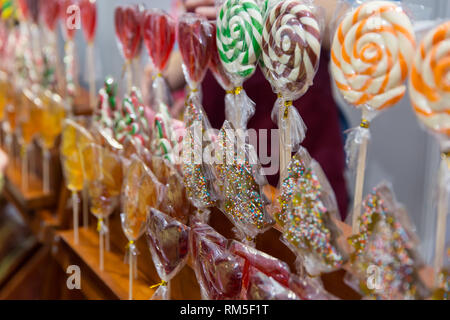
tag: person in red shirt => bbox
[145,0,349,219]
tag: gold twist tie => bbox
[126,240,135,249]
[233,86,243,95]
[360,119,370,129]
[152,73,163,80]
[150,280,168,289]
[97,218,104,233]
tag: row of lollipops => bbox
[0,0,448,300]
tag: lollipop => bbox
[146,208,190,300]
[60,0,79,111]
[142,9,176,108]
[261,0,321,183]
[214,121,273,242]
[408,21,450,285]
[190,220,244,300]
[281,149,346,275]
[409,21,450,135]
[121,157,162,300]
[114,5,142,91]
[178,13,213,94]
[80,0,97,111]
[330,1,415,233]
[348,184,429,299]
[216,0,265,128]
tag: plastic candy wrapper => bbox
[216,0,266,128]
[114,5,143,90]
[190,220,244,300]
[347,183,429,300]
[149,155,191,225]
[330,0,416,231]
[146,208,190,300]
[213,121,274,243]
[142,9,176,108]
[280,149,347,276]
[115,87,151,152]
[275,147,311,227]
[178,13,213,97]
[182,97,217,221]
[261,0,323,178]
[229,240,301,300]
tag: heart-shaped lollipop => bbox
[178,13,214,86]
[41,0,60,31]
[60,0,77,41]
[80,0,97,44]
[142,9,176,72]
[114,5,142,61]
[17,0,30,20]
[146,208,190,279]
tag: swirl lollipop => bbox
[408,21,450,286]
[142,9,176,108]
[330,1,415,233]
[261,0,321,184]
[216,0,265,128]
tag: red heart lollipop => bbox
[178,13,213,86]
[208,22,232,89]
[27,0,40,25]
[142,9,176,72]
[114,6,124,41]
[146,208,190,279]
[114,5,142,61]
[41,0,60,32]
[80,0,97,43]
[60,0,78,41]
[17,0,30,20]
[190,222,244,300]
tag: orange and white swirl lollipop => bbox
[331,1,416,111]
[409,21,450,136]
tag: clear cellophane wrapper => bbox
[142,8,176,108]
[261,0,324,150]
[146,208,190,300]
[346,182,430,300]
[279,148,347,276]
[148,155,192,225]
[182,98,218,219]
[189,219,244,300]
[229,240,302,300]
[121,155,164,264]
[213,120,274,242]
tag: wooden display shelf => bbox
[55,228,156,300]
[4,162,56,213]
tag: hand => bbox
[183,0,218,20]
